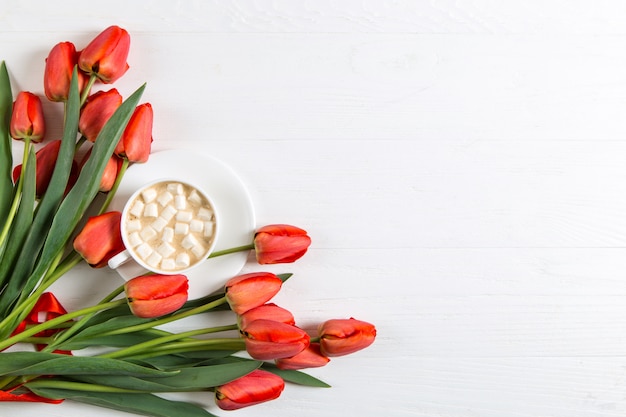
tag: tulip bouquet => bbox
[0,26,376,416]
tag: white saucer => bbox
[108,149,255,299]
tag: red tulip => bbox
[241,319,309,360]
[238,303,295,330]
[73,211,125,268]
[275,343,330,370]
[254,224,311,264]
[10,92,45,142]
[12,140,78,197]
[318,318,376,357]
[78,25,130,83]
[78,89,122,142]
[215,369,284,410]
[225,272,283,315]
[44,41,87,101]
[79,148,123,192]
[125,274,189,319]
[114,103,153,163]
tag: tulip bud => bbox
[73,211,125,268]
[215,369,284,410]
[12,140,78,197]
[78,89,122,142]
[318,318,376,357]
[254,224,311,264]
[78,25,130,83]
[44,41,87,102]
[114,103,153,163]
[10,92,45,143]
[275,343,330,370]
[125,274,189,318]
[79,148,123,192]
[238,303,295,330]
[241,319,310,360]
[225,272,283,315]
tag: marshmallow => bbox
[129,200,145,217]
[189,219,204,233]
[151,217,168,232]
[197,207,213,221]
[167,183,184,195]
[145,251,162,267]
[161,205,177,221]
[144,203,159,218]
[174,194,187,210]
[128,231,143,247]
[127,219,142,232]
[175,252,190,268]
[191,243,206,258]
[204,222,214,238]
[188,190,202,206]
[161,258,176,270]
[162,227,174,243]
[174,222,189,235]
[136,242,153,259]
[141,188,157,203]
[157,191,174,207]
[181,234,199,250]
[140,226,157,241]
[176,210,193,223]
[157,242,176,258]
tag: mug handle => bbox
[108,249,131,269]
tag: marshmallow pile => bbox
[124,181,216,272]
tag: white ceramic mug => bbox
[108,178,219,276]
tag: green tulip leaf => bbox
[0,352,175,377]
[26,388,218,417]
[278,273,293,283]
[71,315,153,341]
[0,146,35,290]
[0,61,12,224]
[0,70,82,319]
[129,352,238,370]
[60,330,165,351]
[262,363,331,388]
[2,82,145,322]
[71,361,261,392]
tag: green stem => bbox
[26,379,144,394]
[98,157,129,215]
[46,251,83,284]
[74,135,87,154]
[208,243,254,258]
[43,284,126,353]
[100,296,229,338]
[116,338,246,361]
[0,139,31,248]
[80,74,97,106]
[0,251,84,335]
[0,299,125,351]
[99,324,239,360]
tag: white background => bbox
[3,1,626,416]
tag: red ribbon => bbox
[0,388,63,404]
[10,292,73,355]
[2,292,71,403]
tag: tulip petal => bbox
[73,211,124,267]
[318,318,376,357]
[215,369,284,410]
[225,272,283,314]
[242,319,310,360]
[79,26,130,83]
[254,224,311,264]
[125,274,189,318]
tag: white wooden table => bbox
[3,1,626,416]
